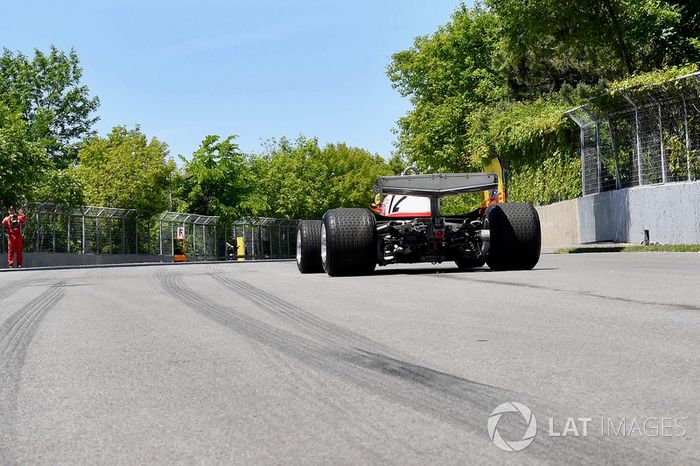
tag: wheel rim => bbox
[320,224,327,267]
[296,230,302,265]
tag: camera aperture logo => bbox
[488,402,538,452]
[488,402,688,452]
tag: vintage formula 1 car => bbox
[296,169,541,276]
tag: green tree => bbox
[487,0,698,97]
[175,135,252,221]
[249,137,394,219]
[0,103,48,207]
[75,126,174,212]
[0,46,100,167]
[32,169,85,207]
[387,5,507,171]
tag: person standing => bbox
[2,207,28,268]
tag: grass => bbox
[557,244,700,254]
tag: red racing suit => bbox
[2,214,27,267]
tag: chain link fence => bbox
[565,72,700,195]
[1,204,299,261]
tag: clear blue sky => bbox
[2,0,464,161]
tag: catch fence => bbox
[565,72,700,195]
[230,218,299,260]
[1,205,299,261]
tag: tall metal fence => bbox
[1,204,299,261]
[231,218,299,260]
[565,72,700,195]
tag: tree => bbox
[486,0,698,97]
[75,126,174,212]
[0,46,100,167]
[175,135,252,221]
[249,137,395,219]
[386,0,699,206]
[387,5,507,171]
[0,103,48,207]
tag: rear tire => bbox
[485,203,541,271]
[322,208,377,276]
[296,220,323,273]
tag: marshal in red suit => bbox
[2,207,28,268]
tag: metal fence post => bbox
[159,220,163,256]
[595,121,602,193]
[621,91,644,185]
[82,214,85,254]
[36,212,40,252]
[67,214,71,253]
[95,217,100,254]
[251,225,256,259]
[682,94,692,181]
[608,117,622,190]
[656,99,667,183]
[122,217,126,254]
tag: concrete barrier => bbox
[0,253,166,269]
[535,199,580,247]
[536,180,700,247]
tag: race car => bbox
[296,169,541,276]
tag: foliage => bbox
[608,63,698,93]
[487,0,697,97]
[388,1,700,206]
[248,137,396,219]
[440,194,482,216]
[175,135,252,222]
[32,169,85,207]
[0,46,100,168]
[387,5,507,171]
[75,126,174,213]
[507,150,582,205]
[464,98,574,166]
[0,103,48,207]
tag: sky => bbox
[2,0,464,161]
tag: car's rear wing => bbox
[376,173,498,197]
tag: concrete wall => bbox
[612,182,700,244]
[537,180,700,247]
[0,253,166,269]
[536,199,580,247]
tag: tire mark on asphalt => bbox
[0,284,65,465]
[161,270,429,459]
[0,279,33,303]
[211,272,400,356]
[253,344,401,464]
[210,271,475,457]
[436,274,700,311]
[156,269,659,464]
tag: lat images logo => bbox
[488,402,538,452]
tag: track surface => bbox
[0,254,698,464]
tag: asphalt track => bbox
[0,253,698,465]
